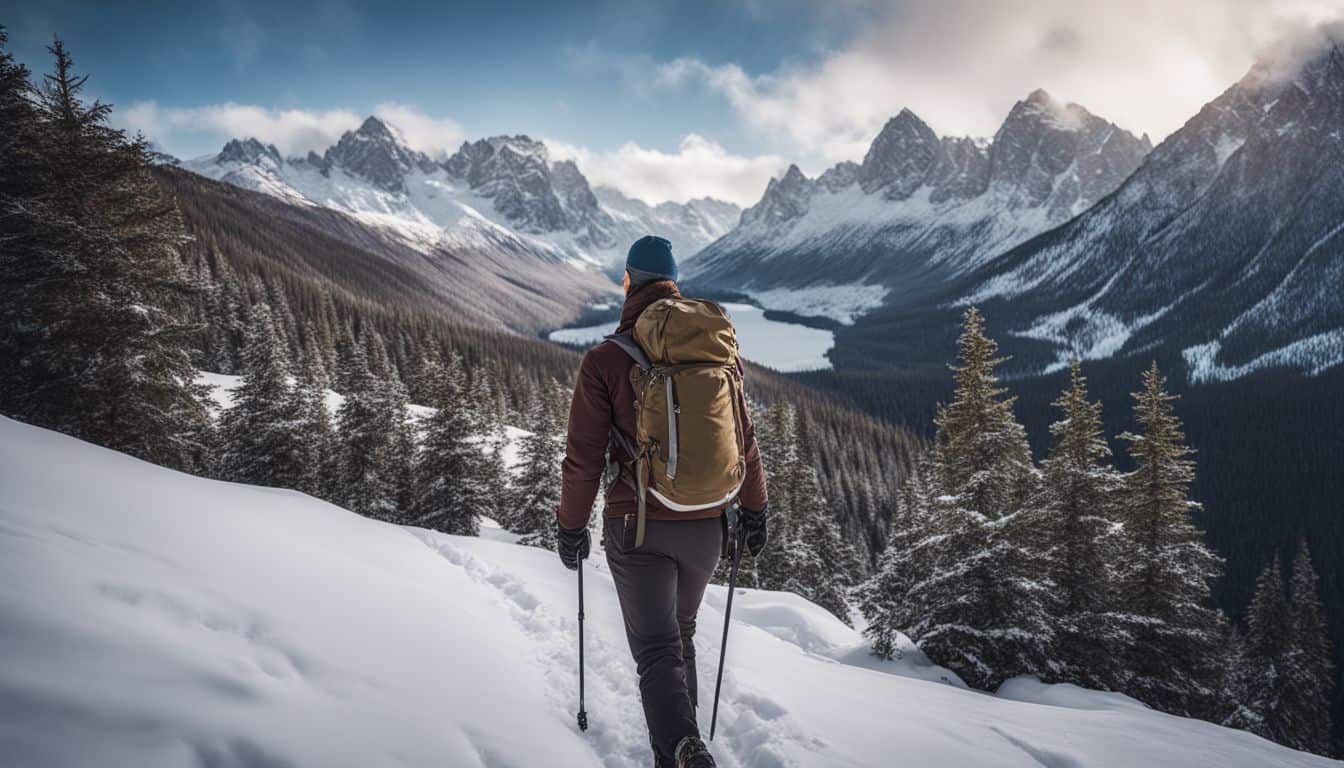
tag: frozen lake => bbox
[549,302,834,372]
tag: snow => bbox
[1183,331,1344,383]
[548,303,835,372]
[184,156,602,270]
[746,284,889,325]
[197,372,346,420]
[1,416,1335,767]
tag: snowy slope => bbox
[2,417,1337,768]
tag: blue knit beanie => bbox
[625,235,677,288]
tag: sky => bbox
[2,0,1342,205]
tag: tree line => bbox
[856,308,1336,756]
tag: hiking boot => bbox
[674,736,715,768]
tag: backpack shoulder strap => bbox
[603,331,652,372]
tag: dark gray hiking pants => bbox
[604,515,724,762]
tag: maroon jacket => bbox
[557,280,768,530]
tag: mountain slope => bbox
[962,41,1344,379]
[2,416,1337,767]
[686,91,1150,323]
[159,165,618,335]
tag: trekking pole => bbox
[710,522,748,741]
[577,558,589,732]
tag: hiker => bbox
[555,235,770,768]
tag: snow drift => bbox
[0,416,1336,767]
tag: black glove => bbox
[557,524,591,570]
[739,505,768,557]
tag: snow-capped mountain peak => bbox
[182,119,740,272]
[216,137,282,170]
[859,108,943,198]
[323,115,436,193]
[741,164,813,226]
[686,91,1150,321]
[961,33,1344,381]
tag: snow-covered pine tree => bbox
[1225,557,1293,742]
[1286,540,1335,755]
[908,308,1053,690]
[1037,360,1127,688]
[406,344,444,405]
[334,321,363,394]
[785,411,860,623]
[0,27,45,417]
[934,308,1036,519]
[294,342,337,501]
[218,304,308,488]
[414,353,486,536]
[858,457,939,658]
[4,39,212,472]
[512,381,565,549]
[749,402,800,590]
[1116,362,1225,717]
[335,332,403,521]
[365,331,417,522]
[480,419,514,527]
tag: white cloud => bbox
[371,103,467,159]
[114,102,465,160]
[658,0,1344,163]
[546,134,785,207]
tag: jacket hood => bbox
[617,280,681,332]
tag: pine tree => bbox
[294,342,337,500]
[480,419,514,526]
[0,26,46,414]
[512,382,565,549]
[335,332,402,520]
[1116,362,1225,717]
[1225,557,1294,742]
[2,39,211,471]
[903,308,1053,690]
[782,409,859,623]
[217,305,307,488]
[858,458,939,658]
[1037,361,1127,688]
[749,402,801,590]
[1285,540,1335,755]
[414,353,486,536]
[934,308,1035,520]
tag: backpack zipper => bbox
[665,374,678,480]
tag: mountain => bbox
[962,40,1344,380]
[162,160,617,335]
[686,91,1151,323]
[3,414,1336,768]
[594,186,740,271]
[182,120,738,282]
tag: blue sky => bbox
[2,1,1339,204]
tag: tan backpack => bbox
[606,298,747,547]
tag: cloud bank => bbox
[659,0,1344,163]
[116,102,465,160]
[547,134,784,207]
